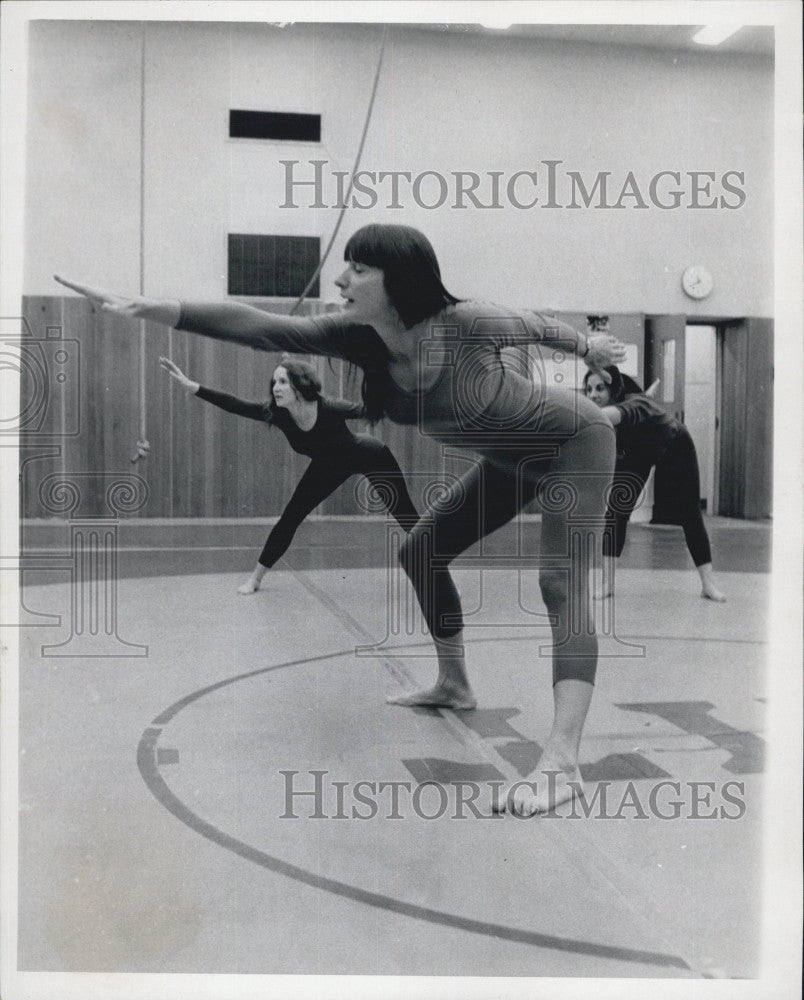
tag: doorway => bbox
[644,316,721,521]
[683,324,718,513]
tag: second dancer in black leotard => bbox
[584,365,726,601]
[160,355,419,593]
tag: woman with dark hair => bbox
[56,224,625,815]
[583,365,726,602]
[159,353,419,593]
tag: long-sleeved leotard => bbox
[194,385,419,567]
[179,302,615,685]
[604,392,712,566]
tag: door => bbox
[683,325,718,512]
[645,315,686,421]
[645,315,686,524]
[719,318,773,518]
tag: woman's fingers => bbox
[600,336,626,362]
[53,275,112,302]
[158,356,189,385]
[587,334,626,365]
[53,274,84,293]
[606,335,626,353]
[53,275,142,318]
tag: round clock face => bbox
[682,265,713,300]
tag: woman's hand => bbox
[159,357,199,393]
[53,275,181,327]
[585,335,627,369]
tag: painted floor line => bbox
[285,565,707,975]
[137,713,688,971]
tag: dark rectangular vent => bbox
[228,235,320,297]
[229,110,321,142]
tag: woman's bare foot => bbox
[698,564,726,602]
[592,558,615,601]
[492,764,583,816]
[386,683,477,710]
[237,580,260,595]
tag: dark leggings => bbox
[259,436,419,567]
[603,426,712,567]
[398,423,616,686]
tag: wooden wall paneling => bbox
[186,332,210,517]
[719,323,747,517]
[88,298,114,516]
[18,297,41,518]
[233,341,261,516]
[744,318,773,518]
[203,337,225,517]
[69,296,102,510]
[102,311,142,516]
[217,340,241,519]
[20,297,63,518]
[140,319,173,517]
[168,329,192,517]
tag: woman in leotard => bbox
[55,225,625,815]
[160,354,419,593]
[584,364,726,602]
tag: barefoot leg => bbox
[513,679,592,814]
[498,428,613,816]
[593,554,615,600]
[493,679,591,815]
[387,632,477,710]
[698,562,726,602]
[238,562,268,595]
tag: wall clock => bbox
[682,265,713,300]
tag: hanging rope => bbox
[290,24,390,316]
[132,22,150,464]
[130,25,389,460]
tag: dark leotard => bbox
[195,386,419,567]
[604,393,712,566]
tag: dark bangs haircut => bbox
[344,224,459,328]
[269,356,322,414]
[583,365,644,403]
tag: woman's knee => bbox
[539,568,569,610]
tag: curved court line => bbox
[137,646,690,971]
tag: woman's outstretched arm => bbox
[54,275,182,326]
[54,275,350,360]
[159,357,270,422]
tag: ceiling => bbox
[408,22,775,57]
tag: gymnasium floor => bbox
[14,517,769,981]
